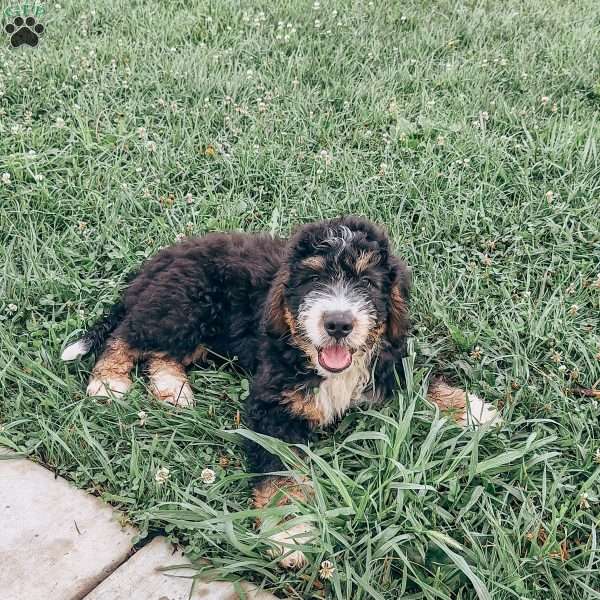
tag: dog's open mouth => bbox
[318,345,353,373]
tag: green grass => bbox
[1,0,600,597]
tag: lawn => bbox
[1,0,599,597]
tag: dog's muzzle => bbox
[318,310,354,371]
[298,283,375,373]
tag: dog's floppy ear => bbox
[386,256,411,345]
[263,267,290,337]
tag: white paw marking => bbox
[86,376,131,398]
[61,339,90,361]
[267,522,314,570]
[151,373,195,407]
[460,393,501,428]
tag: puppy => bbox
[62,216,499,568]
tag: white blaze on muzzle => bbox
[297,280,375,354]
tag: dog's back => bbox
[119,232,285,370]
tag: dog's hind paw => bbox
[267,522,313,570]
[61,339,91,361]
[151,375,195,408]
[87,376,131,398]
[147,355,195,408]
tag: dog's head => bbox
[264,216,410,375]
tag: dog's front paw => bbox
[459,392,501,428]
[427,379,501,430]
[267,521,314,570]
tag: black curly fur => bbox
[69,216,411,478]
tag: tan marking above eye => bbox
[301,256,325,270]
[355,251,379,273]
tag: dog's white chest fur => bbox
[315,351,371,425]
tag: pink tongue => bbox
[319,346,352,371]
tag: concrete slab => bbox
[84,537,278,600]
[0,454,135,600]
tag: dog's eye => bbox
[302,273,320,284]
[362,277,376,288]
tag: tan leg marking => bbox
[253,476,314,570]
[253,476,310,510]
[281,390,324,428]
[87,338,137,398]
[427,378,500,428]
[147,354,194,407]
[181,344,208,367]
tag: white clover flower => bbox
[137,410,147,426]
[200,467,216,484]
[7,303,17,313]
[550,351,562,364]
[319,560,335,579]
[470,346,483,359]
[1,173,11,185]
[146,140,157,152]
[318,149,332,166]
[155,467,170,484]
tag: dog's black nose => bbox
[323,311,354,340]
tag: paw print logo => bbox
[4,16,44,48]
